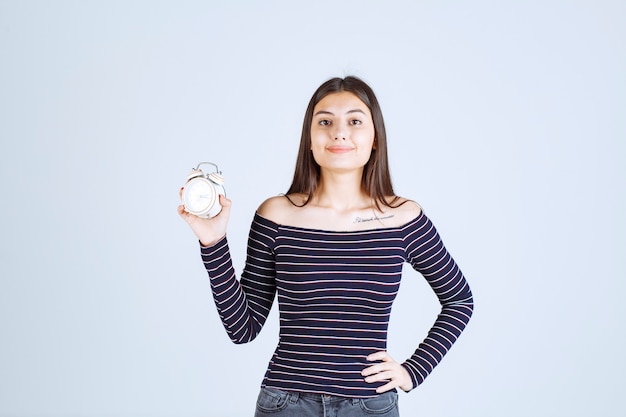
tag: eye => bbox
[318,119,331,126]
[349,119,362,126]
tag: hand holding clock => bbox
[178,193,232,246]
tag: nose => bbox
[332,125,346,140]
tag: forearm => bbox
[402,291,473,387]
[201,237,261,344]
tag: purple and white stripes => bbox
[201,211,473,398]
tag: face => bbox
[310,91,376,174]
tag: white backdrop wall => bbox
[1,1,624,416]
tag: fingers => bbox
[217,194,232,218]
[366,351,390,363]
[177,193,232,221]
[178,189,231,246]
[374,380,397,394]
[219,194,232,207]
[362,351,414,393]
[177,204,193,222]
[361,351,392,377]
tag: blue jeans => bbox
[254,387,400,417]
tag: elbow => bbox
[462,285,474,315]
[466,297,475,320]
[230,334,257,345]
[228,324,260,345]
[463,288,475,322]
[446,283,474,322]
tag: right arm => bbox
[179,195,278,344]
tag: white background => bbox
[1,1,624,416]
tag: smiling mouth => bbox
[326,146,354,153]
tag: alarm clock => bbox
[181,162,226,218]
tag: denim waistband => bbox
[264,387,382,405]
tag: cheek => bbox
[310,147,324,165]
[361,149,374,163]
[360,135,376,153]
[309,132,326,151]
[359,139,376,162]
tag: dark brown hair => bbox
[286,76,399,209]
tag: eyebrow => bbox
[313,109,367,117]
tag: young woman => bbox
[178,76,474,417]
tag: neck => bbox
[312,170,370,211]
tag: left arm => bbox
[363,213,474,392]
[402,213,474,389]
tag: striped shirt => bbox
[201,211,473,398]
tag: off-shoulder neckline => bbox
[253,210,425,234]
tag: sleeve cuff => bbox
[400,362,419,392]
[199,234,227,250]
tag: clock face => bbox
[183,178,216,215]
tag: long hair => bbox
[286,76,398,209]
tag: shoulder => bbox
[385,197,423,226]
[256,194,307,225]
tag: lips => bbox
[326,145,354,153]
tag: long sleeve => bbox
[200,215,278,344]
[401,214,474,388]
